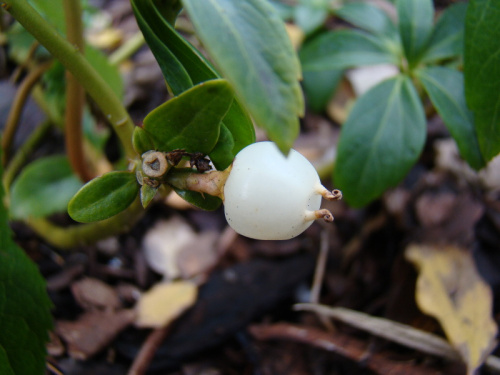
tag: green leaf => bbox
[86,45,123,101]
[143,80,234,155]
[130,0,255,156]
[421,2,468,64]
[171,188,222,211]
[397,0,434,66]
[299,29,399,72]
[182,0,303,154]
[416,66,485,170]
[10,155,83,220]
[335,2,398,40]
[294,5,328,34]
[140,184,158,208]
[464,0,500,161]
[133,126,155,155]
[68,171,139,223]
[334,75,426,207]
[302,69,343,112]
[0,147,52,375]
[209,125,235,170]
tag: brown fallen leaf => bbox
[56,309,136,360]
[135,281,197,328]
[406,244,498,375]
[71,277,121,311]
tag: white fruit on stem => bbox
[223,141,340,240]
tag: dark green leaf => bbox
[299,29,399,72]
[143,80,233,154]
[182,0,303,154]
[397,0,434,66]
[10,156,83,220]
[133,126,155,155]
[464,0,500,161]
[140,184,158,208]
[335,2,398,40]
[421,3,468,64]
[130,0,255,155]
[0,147,52,375]
[209,125,235,170]
[171,188,222,211]
[302,69,343,112]
[334,75,426,207]
[68,171,139,223]
[416,66,485,170]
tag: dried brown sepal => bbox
[316,185,343,201]
[305,209,334,223]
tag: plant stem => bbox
[63,0,93,182]
[1,0,136,159]
[2,119,52,198]
[26,197,145,249]
[2,60,53,165]
[109,31,145,66]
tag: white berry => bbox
[223,141,340,240]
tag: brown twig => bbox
[127,326,171,375]
[2,60,53,166]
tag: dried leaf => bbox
[136,281,197,328]
[71,277,121,311]
[406,244,497,374]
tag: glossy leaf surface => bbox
[464,0,500,161]
[143,80,233,155]
[416,66,485,170]
[10,156,83,219]
[68,171,139,223]
[334,75,426,207]
[182,0,303,153]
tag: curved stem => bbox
[1,0,137,159]
[2,60,53,165]
[63,0,93,182]
[26,197,145,249]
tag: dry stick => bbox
[310,229,329,303]
[2,60,53,165]
[127,326,171,375]
[63,0,93,182]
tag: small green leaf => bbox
[209,125,235,170]
[335,2,398,40]
[421,2,468,64]
[0,147,52,375]
[182,0,303,154]
[68,171,139,223]
[416,67,485,170]
[302,69,343,112]
[133,126,155,155]
[143,80,234,154]
[172,188,222,211]
[140,184,158,208]
[334,75,426,207]
[299,29,399,72]
[131,0,255,156]
[397,0,434,66]
[10,155,83,220]
[464,0,500,161]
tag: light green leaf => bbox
[209,125,235,170]
[464,0,500,161]
[416,66,485,170]
[421,2,468,64]
[294,4,328,34]
[140,184,158,208]
[335,2,398,40]
[182,0,303,154]
[143,80,234,155]
[10,156,83,220]
[300,29,399,72]
[132,126,155,155]
[68,171,139,223]
[0,146,53,375]
[334,75,426,207]
[397,0,434,66]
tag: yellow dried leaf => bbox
[406,244,497,374]
[136,281,197,328]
